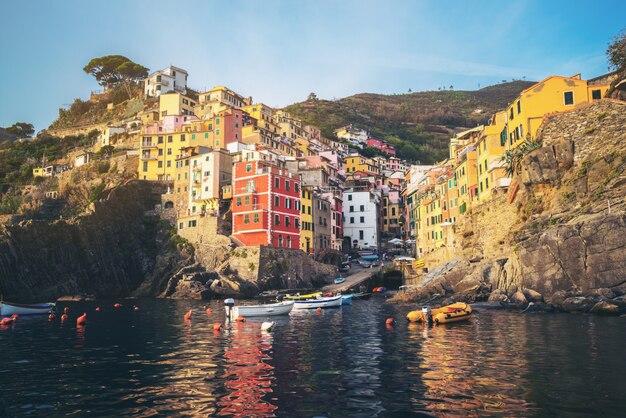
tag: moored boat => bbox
[334,277,346,284]
[0,301,56,316]
[293,295,342,309]
[225,300,294,321]
[406,302,472,324]
[284,291,323,301]
[341,294,353,305]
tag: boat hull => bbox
[0,302,56,316]
[226,300,294,320]
[341,295,353,305]
[284,292,322,301]
[406,302,472,324]
[293,295,343,309]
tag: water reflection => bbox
[218,321,277,417]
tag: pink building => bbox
[366,137,396,156]
[144,115,198,134]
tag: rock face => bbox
[401,100,626,314]
[0,182,193,301]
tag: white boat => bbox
[0,301,56,316]
[225,300,294,320]
[341,294,353,305]
[293,295,343,309]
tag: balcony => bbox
[141,142,158,149]
[140,154,158,160]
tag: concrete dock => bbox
[322,265,382,293]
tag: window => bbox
[158,149,163,156]
[274,214,280,225]
[216,118,220,125]
[275,196,280,207]
[359,230,364,240]
[285,180,290,191]
[192,134,196,140]
[564,91,574,105]
[275,178,280,188]
[236,197,241,206]
[295,183,299,193]
[167,161,171,168]
[360,216,365,223]
[244,214,250,224]
[360,205,364,212]
[510,107,514,120]
[285,216,290,227]
[295,219,300,229]
[246,163,252,172]
[349,205,354,212]
[181,134,186,141]
[142,162,148,172]
[245,196,250,205]
[158,161,163,168]
[350,217,354,223]
[517,100,521,114]
[179,222,183,230]
[158,136,164,144]
[168,135,173,143]
[286,198,291,209]
[348,194,352,201]
[167,148,172,155]
[592,89,602,100]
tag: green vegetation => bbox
[5,122,35,138]
[501,139,542,176]
[83,55,149,100]
[0,132,95,186]
[607,27,626,72]
[284,81,533,163]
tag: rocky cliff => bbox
[0,182,193,301]
[398,100,626,314]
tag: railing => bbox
[140,154,158,160]
[141,142,158,148]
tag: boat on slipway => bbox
[293,295,343,309]
[224,300,294,321]
[0,301,56,316]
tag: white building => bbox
[144,65,188,97]
[99,126,126,147]
[334,124,369,144]
[342,189,380,250]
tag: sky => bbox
[1,0,625,132]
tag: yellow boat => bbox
[284,292,323,301]
[406,302,472,324]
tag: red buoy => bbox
[114,303,122,308]
[61,313,68,322]
[49,313,56,320]
[77,313,87,326]
[206,307,213,314]
[184,309,192,321]
[95,307,101,312]
[386,317,395,325]
[236,315,246,322]
[0,317,13,326]
[316,307,322,314]
[213,323,222,332]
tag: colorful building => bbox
[300,187,314,253]
[476,111,510,201]
[231,160,301,249]
[342,189,380,249]
[159,92,197,118]
[504,74,611,149]
[144,65,188,97]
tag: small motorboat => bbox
[284,291,323,300]
[0,301,56,316]
[342,291,369,301]
[341,294,353,305]
[406,302,472,324]
[224,299,294,321]
[293,294,343,310]
[334,277,346,284]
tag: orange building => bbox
[232,160,301,249]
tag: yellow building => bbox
[139,110,241,181]
[505,74,610,149]
[300,186,314,253]
[159,92,197,119]
[343,154,380,175]
[33,167,45,177]
[476,111,510,201]
[195,86,250,119]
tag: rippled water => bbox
[1,298,625,417]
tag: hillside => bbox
[284,80,535,163]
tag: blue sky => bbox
[1,0,624,132]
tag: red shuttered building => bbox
[232,160,301,249]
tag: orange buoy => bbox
[236,315,246,322]
[184,309,192,321]
[213,322,222,331]
[95,307,101,312]
[114,303,122,308]
[61,313,68,322]
[386,318,395,325]
[77,313,87,326]
[206,307,213,314]
[49,313,56,320]
[133,306,139,311]
[0,317,13,325]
